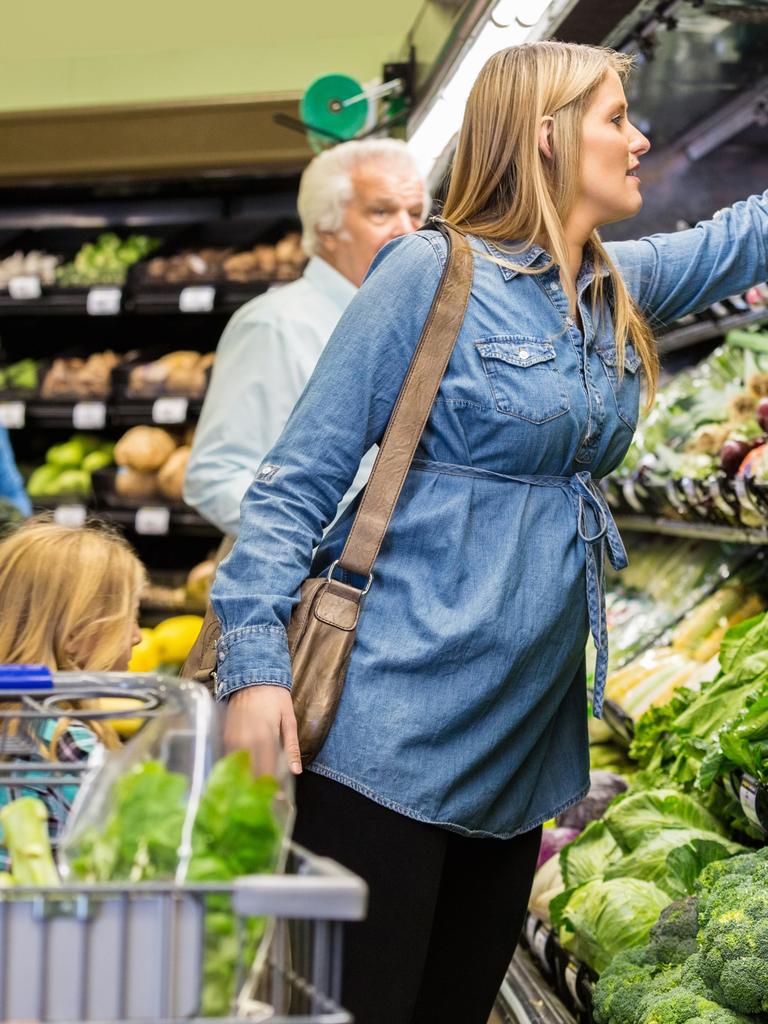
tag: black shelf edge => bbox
[0,397,203,429]
[30,498,221,539]
[656,308,768,354]
[0,280,279,317]
[100,505,221,538]
[614,515,768,544]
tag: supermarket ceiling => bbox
[0,0,468,180]
[0,0,439,112]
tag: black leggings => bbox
[293,771,541,1024]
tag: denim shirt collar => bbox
[478,237,610,287]
[303,256,358,314]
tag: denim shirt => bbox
[212,191,768,838]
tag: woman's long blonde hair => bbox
[443,41,658,405]
[0,517,147,751]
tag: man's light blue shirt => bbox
[184,257,374,535]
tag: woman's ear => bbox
[538,116,554,161]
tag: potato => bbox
[115,467,159,499]
[114,426,177,472]
[157,446,190,501]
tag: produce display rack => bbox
[0,175,301,618]
[0,280,274,318]
[656,307,768,356]
[0,396,204,431]
[509,915,595,1024]
[497,948,579,1024]
[614,514,768,545]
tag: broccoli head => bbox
[685,1012,760,1024]
[592,947,662,1024]
[697,897,768,1015]
[638,987,737,1024]
[649,897,700,965]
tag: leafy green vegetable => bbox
[604,831,742,898]
[699,692,768,787]
[559,819,622,888]
[69,753,283,1017]
[628,613,768,836]
[188,751,281,1016]
[553,877,671,974]
[188,750,280,881]
[601,789,726,850]
[593,849,768,1024]
[71,761,188,882]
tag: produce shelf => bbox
[31,497,221,539]
[126,280,272,315]
[0,280,278,317]
[512,915,593,1023]
[656,308,768,354]
[614,515,768,545]
[0,396,203,430]
[109,396,203,427]
[498,950,579,1024]
[97,503,221,538]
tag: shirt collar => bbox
[478,237,610,283]
[303,256,357,313]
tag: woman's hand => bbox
[224,684,303,775]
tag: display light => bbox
[407,0,559,178]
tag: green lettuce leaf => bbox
[555,878,671,974]
[602,789,725,851]
[559,819,622,888]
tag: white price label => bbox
[72,401,106,430]
[135,506,170,535]
[53,504,87,528]
[739,776,761,829]
[532,926,549,965]
[0,401,25,429]
[152,396,189,424]
[8,275,42,300]
[179,285,215,313]
[565,963,581,1006]
[86,287,122,316]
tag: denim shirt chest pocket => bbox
[475,336,570,424]
[594,342,642,430]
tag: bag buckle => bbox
[326,559,374,597]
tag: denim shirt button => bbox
[518,348,530,360]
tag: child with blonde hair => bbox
[0,515,146,846]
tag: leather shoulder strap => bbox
[337,220,474,579]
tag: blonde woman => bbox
[0,516,145,848]
[214,42,768,1022]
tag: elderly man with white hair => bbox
[184,139,428,536]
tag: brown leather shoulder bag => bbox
[182,221,473,765]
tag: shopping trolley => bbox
[0,667,368,1023]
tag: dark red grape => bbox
[720,438,751,477]
[757,397,768,433]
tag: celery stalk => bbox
[0,797,60,886]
